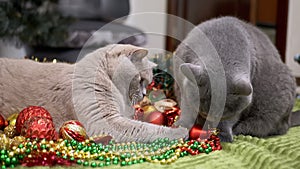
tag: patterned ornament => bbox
[16,106,53,134]
[59,120,88,142]
[21,116,57,140]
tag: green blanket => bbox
[14,126,300,169]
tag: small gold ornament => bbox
[0,133,11,150]
[7,113,19,126]
[11,136,25,147]
[4,125,17,138]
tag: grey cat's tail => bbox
[291,110,300,127]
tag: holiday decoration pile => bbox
[0,105,221,168]
[0,76,222,168]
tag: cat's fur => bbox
[174,17,300,142]
[0,44,188,142]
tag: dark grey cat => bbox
[174,16,300,142]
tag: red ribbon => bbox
[163,106,181,127]
[133,105,144,121]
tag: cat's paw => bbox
[167,127,189,140]
[218,131,233,142]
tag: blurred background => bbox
[0,0,299,83]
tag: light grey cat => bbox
[174,17,300,142]
[0,44,188,142]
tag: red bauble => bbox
[0,113,7,130]
[59,120,88,142]
[16,106,52,134]
[21,116,57,140]
[144,111,165,125]
[189,125,210,140]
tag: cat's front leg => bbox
[102,115,189,143]
[217,120,235,142]
[232,115,290,137]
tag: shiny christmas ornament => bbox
[142,105,158,120]
[148,89,166,103]
[4,125,17,138]
[21,116,56,140]
[154,99,177,112]
[16,106,53,134]
[189,125,210,140]
[0,113,7,130]
[6,113,19,126]
[0,133,11,150]
[59,120,88,142]
[144,111,165,125]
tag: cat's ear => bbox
[130,48,148,62]
[180,63,207,85]
[148,61,157,68]
[232,78,252,96]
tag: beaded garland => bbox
[0,129,221,168]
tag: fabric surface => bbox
[13,126,300,169]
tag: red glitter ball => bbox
[21,116,56,140]
[16,106,53,134]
